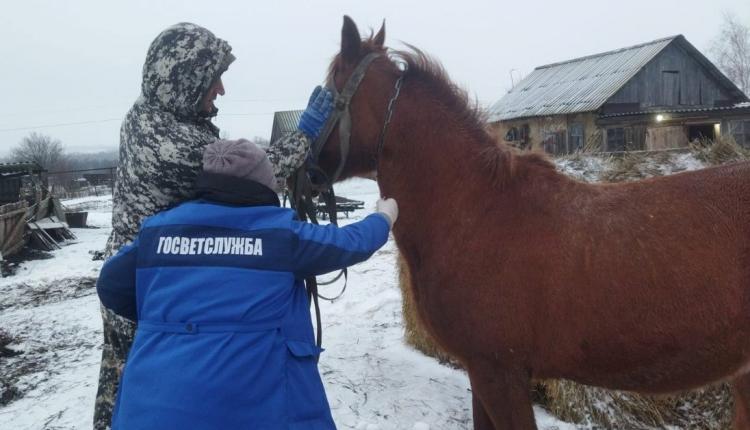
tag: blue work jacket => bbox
[97,177,390,430]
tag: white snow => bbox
[0,181,578,429]
[0,197,111,429]
[555,152,707,182]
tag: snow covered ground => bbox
[0,179,578,429]
[0,197,111,430]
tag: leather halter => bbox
[287,51,404,350]
[309,52,382,188]
[308,52,405,186]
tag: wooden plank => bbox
[0,200,27,215]
[29,221,67,230]
[35,197,50,221]
[0,207,28,221]
[0,200,28,257]
[28,222,61,250]
[51,198,66,222]
[2,225,26,256]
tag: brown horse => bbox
[316,16,750,429]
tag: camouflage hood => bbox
[141,22,234,120]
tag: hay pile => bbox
[398,138,749,428]
[689,136,750,165]
[398,257,458,366]
[536,379,731,429]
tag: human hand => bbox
[376,197,398,227]
[297,86,334,141]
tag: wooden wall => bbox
[0,201,29,259]
[605,43,737,111]
[492,116,700,153]
[645,126,688,150]
[490,113,601,154]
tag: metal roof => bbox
[488,36,679,122]
[270,110,303,144]
[0,162,44,178]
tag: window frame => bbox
[606,127,626,152]
[568,123,585,153]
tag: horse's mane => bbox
[393,46,557,187]
[394,46,492,147]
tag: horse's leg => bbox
[733,373,750,429]
[468,361,537,430]
[471,391,495,430]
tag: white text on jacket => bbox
[156,236,263,256]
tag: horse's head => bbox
[314,16,403,183]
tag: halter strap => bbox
[311,52,382,185]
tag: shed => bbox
[0,162,44,260]
[488,35,750,154]
[270,110,303,144]
[0,162,44,205]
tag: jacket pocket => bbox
[285,340,335,429]
[286,339,323,359]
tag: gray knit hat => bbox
[202,139,277,191]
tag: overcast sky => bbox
[0,0,748,156]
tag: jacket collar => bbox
[195,172,280,207]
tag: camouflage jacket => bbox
[106,23,309,256]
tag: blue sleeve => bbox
[290,213,390,278]
[96,239,138,321]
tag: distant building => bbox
[488,35,750,154]
[270,110,303,145]
[0,162,44,205]
[82,173,112,187]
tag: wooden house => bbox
[0,162,43,205]
[488,35,750,154]
[270,110,303,145]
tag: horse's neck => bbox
[382,84,514,192]
[377,86,512,246]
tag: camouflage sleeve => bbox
[267,130,311,185]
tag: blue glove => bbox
[298,86,334,141]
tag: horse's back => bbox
[529,160,750,391]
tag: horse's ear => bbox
[374,20,386,48]
[341,15,361,64]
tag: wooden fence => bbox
[47,167,115,200]
[0,201,29,259]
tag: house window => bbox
[504,125,531,150]
[519,124,529,141]
[543,131,567,155]
[568,123,584,153]
[606,127,625,152]
[505,127,519,141]
[729,120,750,148]
[519,124,530,149]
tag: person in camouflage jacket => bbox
[94,22,332,429]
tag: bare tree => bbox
[711,13,750,95]
[10,132,68,171]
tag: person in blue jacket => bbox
[96,138,398,429]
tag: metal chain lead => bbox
[375,68,406,176]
